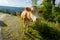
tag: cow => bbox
[21,7,31,33]
[31,6,40,22]
[21,6,40,33]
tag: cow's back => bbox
[21,11,30,21]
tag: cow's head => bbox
[25,7,32,12]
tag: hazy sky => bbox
[0,0,59,7]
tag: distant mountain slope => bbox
[0,6,24,13]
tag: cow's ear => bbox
[39,10,43,13]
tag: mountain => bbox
[0,6,24,13]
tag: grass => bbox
[29,21,60,40]
[1,13,60,40]
[1,14,25,40]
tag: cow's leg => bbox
[24,21,29,33]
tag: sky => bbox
[0,0,59,7]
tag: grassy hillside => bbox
[1,14,60,40]
[1,14,25,40]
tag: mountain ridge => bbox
[0,6,25,13]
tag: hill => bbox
[0,13,60,40]
[0,6,24,13]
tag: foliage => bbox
[32,0,37,6]
[1,12,60,40]
[55,15,60,23]
[39,0,60,23]
[27,21,60,40]
[41,0,52,20]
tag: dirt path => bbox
[0,14,7,21]
[0,14,7,40]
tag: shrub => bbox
[55,15,60,23]
[29,22,60,40]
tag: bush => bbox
[55,15,60,23]
[28,22,60,40]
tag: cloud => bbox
[0,0,8,4]
[55,0,60,4]
[0,0,45,7]
[0,0,59,7]
[0,0,16,6]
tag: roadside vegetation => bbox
[1,12,60,40]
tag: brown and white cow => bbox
[21,7,32,33]
[31,6,40,22]
[21,6,40,33]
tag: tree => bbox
[32,0,37,5]
[42,0,52,20]
[51,0,56,14]
[31,0,38,6]
[51,0,55,5]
